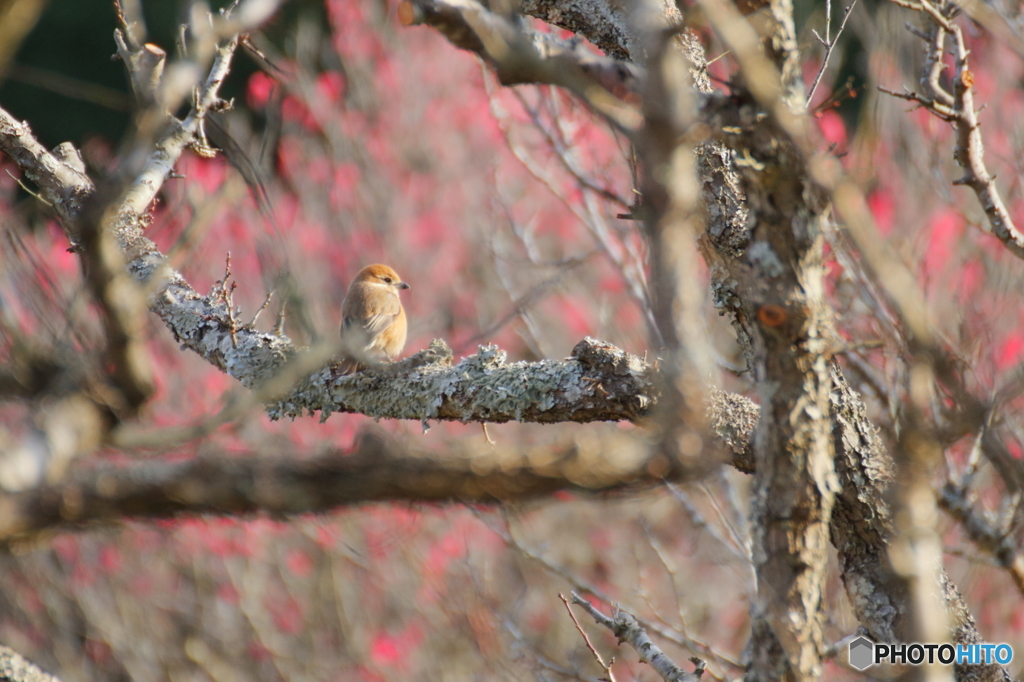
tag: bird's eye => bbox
[383,277,392,283]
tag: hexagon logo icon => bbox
[848,636,875,671]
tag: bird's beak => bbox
[397,281,410,290]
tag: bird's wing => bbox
[344,290,401,348]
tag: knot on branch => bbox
[572,336,646,374]
[707,389,758,473]
[610,608,642,642]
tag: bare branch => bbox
[119,33,242,216]
[882,0,1024,260]
[569,593,704,682]
[806,0,859,106]
[114,32,167,107]
[560,594,619,682]
[950,0,1024,57]
[939,482,1024,597]
[0,426,719,544]
[479,513,746,675]
[399,0,643,131]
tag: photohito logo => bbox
[848,637,1014,671]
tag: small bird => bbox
[339,264,409,373]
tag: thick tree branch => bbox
[0,116,92,229]
[269,338,657,424]
[689,7,1015,680]
[693,8,839,677]
[520,0,637,60]
[0,426,730,544]
[98,209,666,427]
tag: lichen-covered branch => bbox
[693,5,1012,678]
[694,50,994,682]
[270,338,657,424]
[0,646,62,682]
[520,0,637,60]
[0,105,774,507]
[693,16,839,680]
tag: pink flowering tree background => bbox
[1,0,1024,680]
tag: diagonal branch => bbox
[520,0,637,60]
[398,0,643,131]
[938,481,1024,596]
[0,646,62,682]
[570,593,705,682]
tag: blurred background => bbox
[0,0,1022,679]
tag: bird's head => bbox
[353,264,410,291]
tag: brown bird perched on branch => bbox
[339,264,409,373]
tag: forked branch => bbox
[883,0,1024,259]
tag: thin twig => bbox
[806,0,859,106]
[473,511,745,672]
[569,593,704,682]
[939,482,1024,596]
[559,594,618,682]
